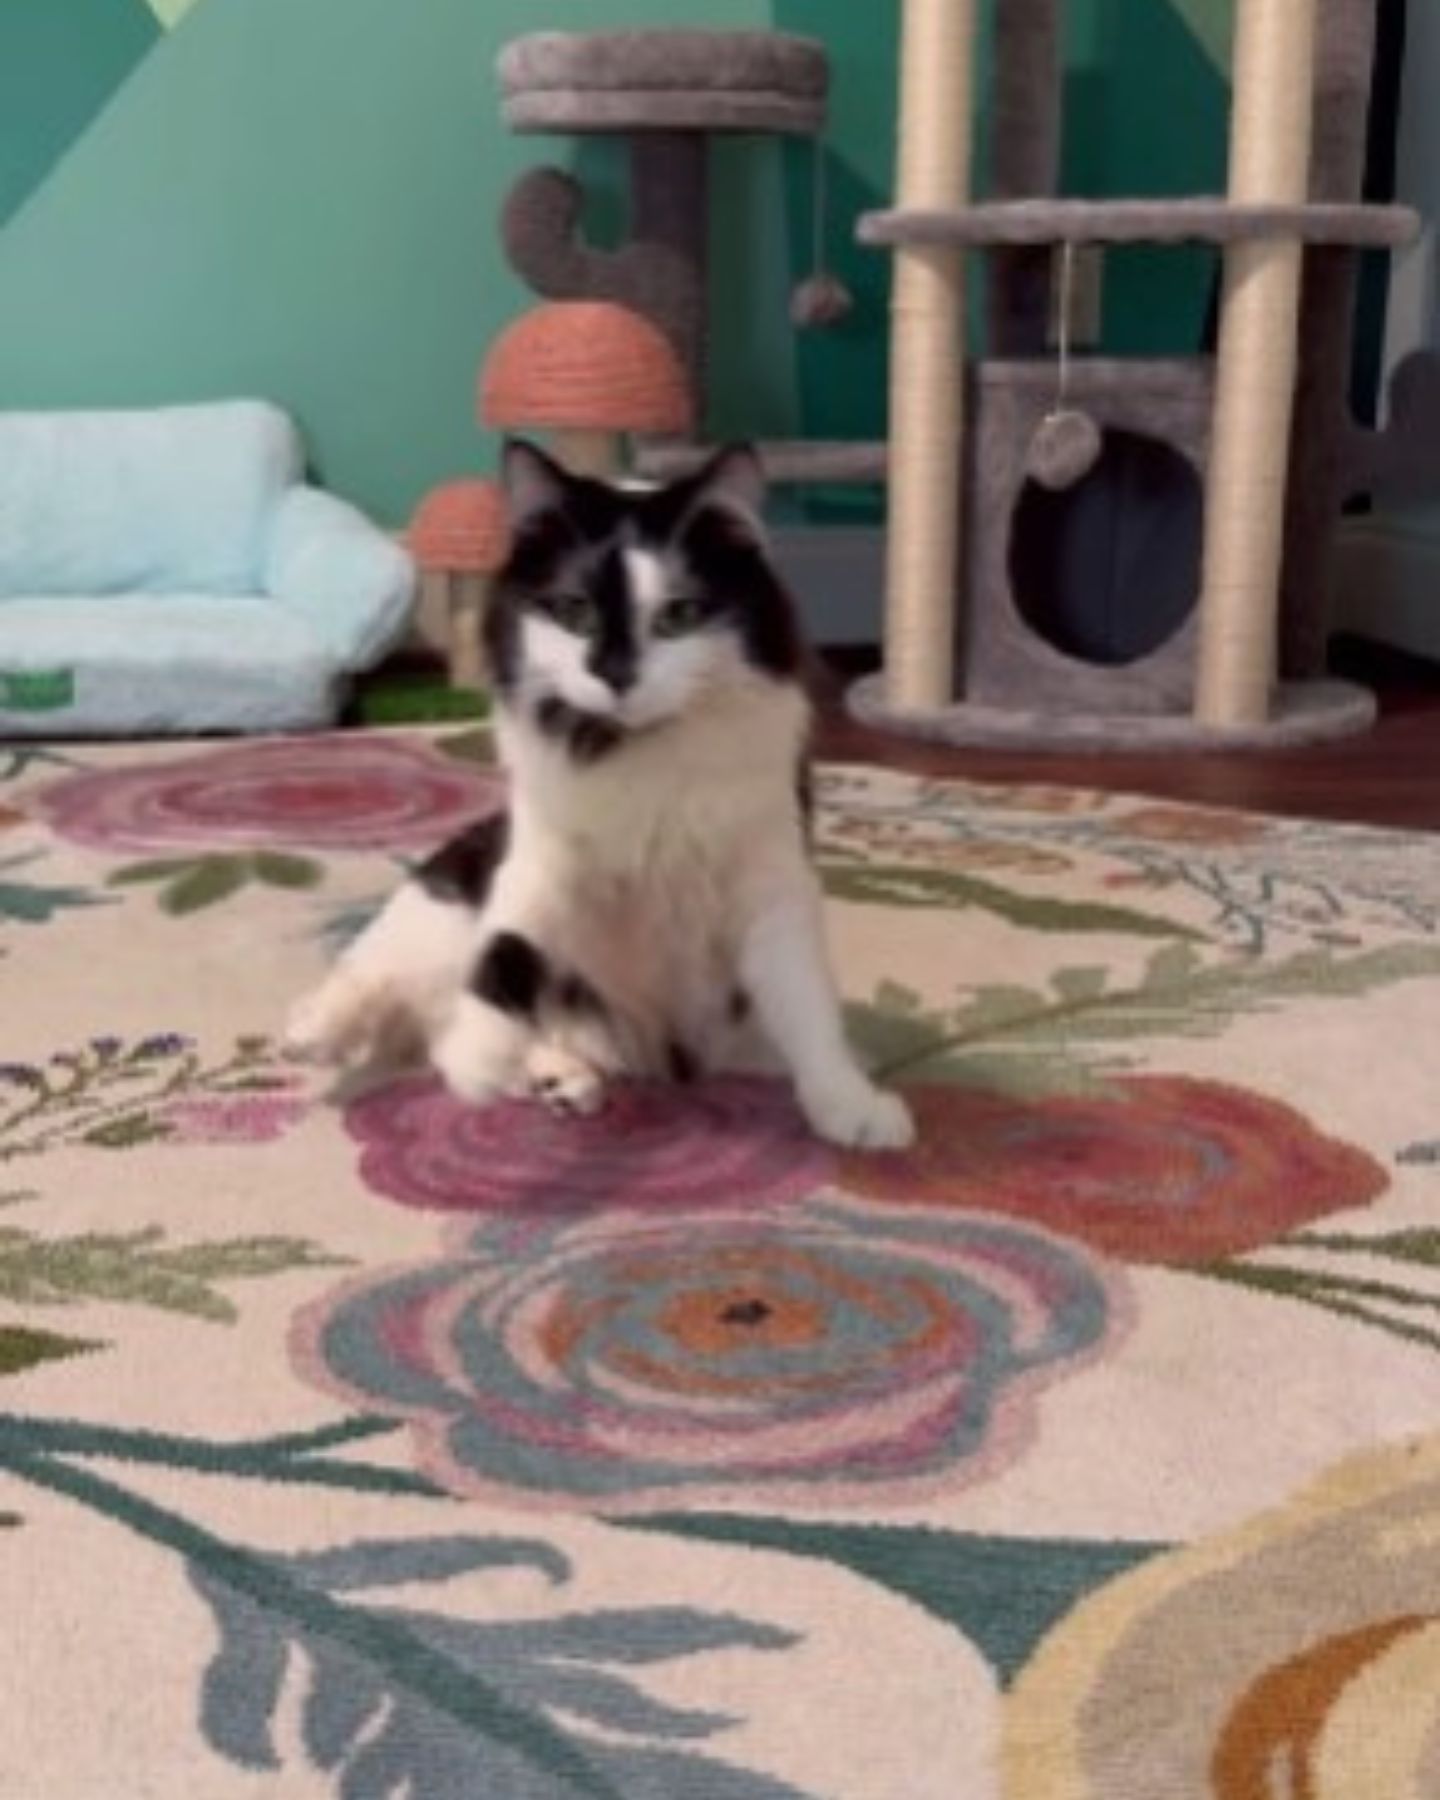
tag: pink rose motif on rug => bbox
[161,1092,309,1145]
[345,1073,830,1214]
[32,737,501,854]
[291,1194,1125,1511]
[837,1076,1386,1264]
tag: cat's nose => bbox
[588,647,638,694]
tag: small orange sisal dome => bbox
[407,479,511,574]
[479,301,694,435]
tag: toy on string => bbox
[1024,240,1104,490]
[791,140,856,329]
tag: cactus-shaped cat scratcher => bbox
[497,30,830,418]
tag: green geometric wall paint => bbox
[1171,0,1232,69]
[144,0,205,25]
[0,0,159,229]
[0,0,794,526]
[0,0,1233,527]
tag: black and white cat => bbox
[285,441,914,1151]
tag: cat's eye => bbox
[652,596,707,639]
[542,592,598,635]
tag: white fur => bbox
[287,594,913,1151]
[622,544,671,616]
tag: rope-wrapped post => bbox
[882,0,977,712]
[1195,0,1320,728]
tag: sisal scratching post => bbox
[1195,0,1319,729]
[883,0,976,712]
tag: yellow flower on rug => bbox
[1005,1435,1440,1797]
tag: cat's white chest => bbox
[499,682,808,1051]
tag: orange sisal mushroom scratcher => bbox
[479,301,694,479]
[408,479,511,690]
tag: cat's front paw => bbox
[802,1076,916,1151]
[431,1006,516,1109]
[283,982,365,1067]
[524,1043,608,1117]
[432,1042,505,1109]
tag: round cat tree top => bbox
[479,302,694,438]
[409,480,510,574]
[498,30,828,136]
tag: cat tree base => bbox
[846,674,1376,753]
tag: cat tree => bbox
[488,10,1426,748]
[851,0,1420,748]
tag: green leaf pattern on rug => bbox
[0,1226,346,1323]
[0,1032,304,1164]
[848,941,1440,1095]
[1199,1229,1440,1354]
[0,1322,101,1377]
[0,746,76,784]
[110,849,325,914]
[821,859,1201,941]
[0,852,113,924]
[185,1533,805,1798]
[437,727,495,766]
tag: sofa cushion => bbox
[0,401,303,600]
[0,594,338,735]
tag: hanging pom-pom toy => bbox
[1026,408,1104,490]
[790,139,856,332]
[791,271,854,329]
[1024,242,1104,490]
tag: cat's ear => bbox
[689,443,767,536]
[502,439,571,530]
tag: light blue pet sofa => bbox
[0,401,415,735]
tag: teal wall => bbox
[0,0,158,228]
[0,0,1230,527]
[0,0,795,526]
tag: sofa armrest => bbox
[265,487,415,668]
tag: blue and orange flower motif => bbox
[291,1193,1125,1512]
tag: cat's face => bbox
[485,442,803,737]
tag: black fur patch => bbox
[415,812,509,907]
[667,1039,700,1085]
[557,971,607,1018]
[586,547,639,694]
[534,695,624,765]
[679,505,804,680]
[729,989,751,1025]
[473,932,548,1019]
[795,760,815,839]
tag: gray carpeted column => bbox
[1280,0,1378,677]
[630,133,709,394]
[988,0,1064,354]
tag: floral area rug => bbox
[3,727,1440,1799]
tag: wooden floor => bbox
[817,639,1440,833]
